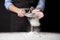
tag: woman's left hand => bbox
[32,8,44,19]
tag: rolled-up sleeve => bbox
[36,0,45,11]
[4,0,12,9]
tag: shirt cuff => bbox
[36,5,45,11]
[4,2,12,9]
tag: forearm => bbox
[4,0,20,14]
[8,4,20,14]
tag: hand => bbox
[32,8,44,19]
[17,9,26,17]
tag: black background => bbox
[0,0,60,33]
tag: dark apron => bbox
[9,0,39,32]
[9,12,31,32]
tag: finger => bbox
[38,14,44,19]
[18,12,25,17]
[21,11,26,16]
[35,12,44,19]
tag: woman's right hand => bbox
[17,9,26,17]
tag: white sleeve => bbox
[4,0,12,9]
[36,0,45,11]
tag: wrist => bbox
[36,8,42,12]
[16,8,22,14]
